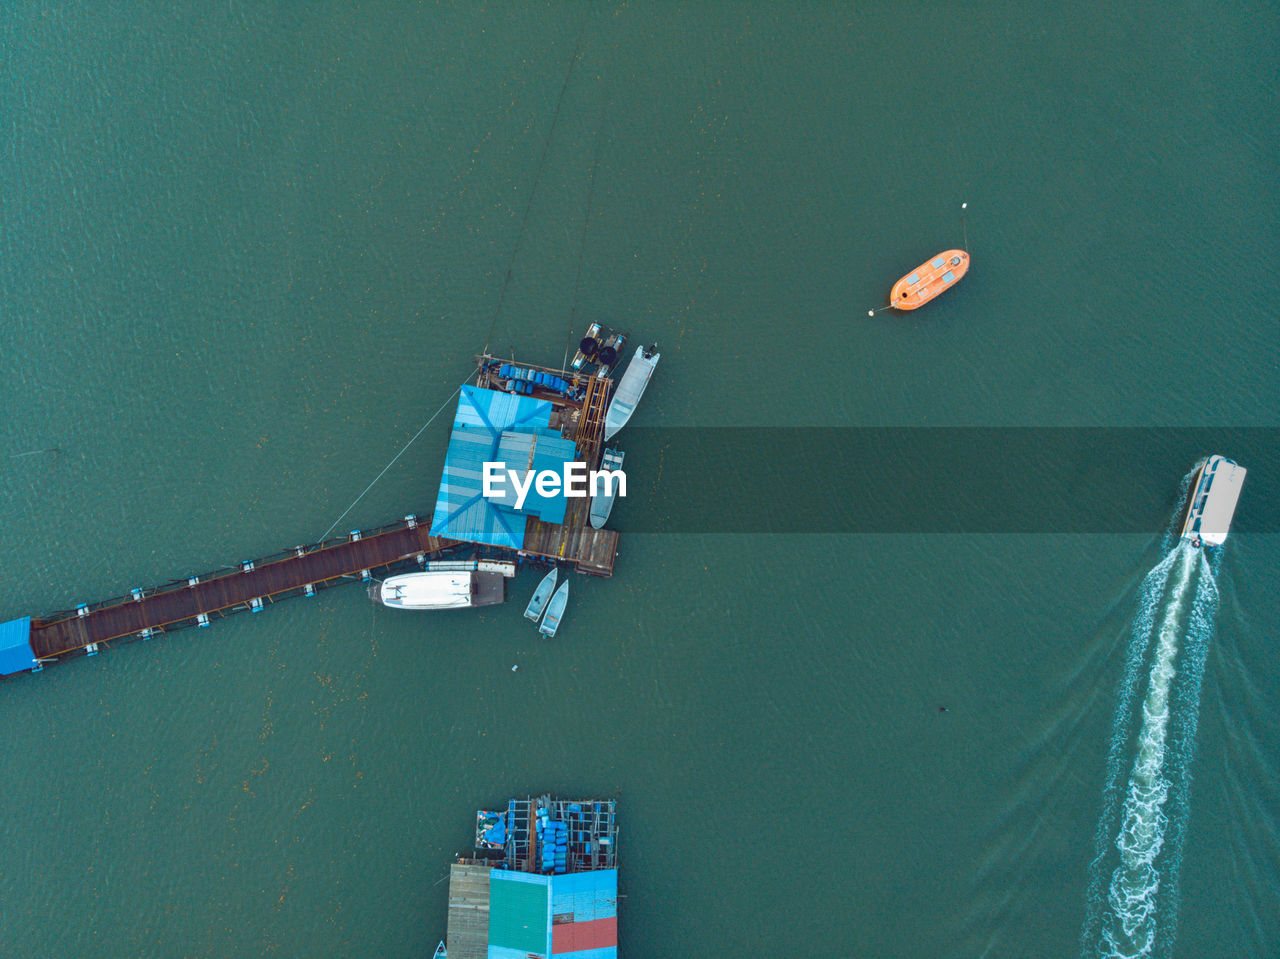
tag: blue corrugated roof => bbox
[549,869,617,958]
[431,387,578,547]
[550,869,617,922]
[0,617,34,676]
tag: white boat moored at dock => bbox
[603,344,659,440]
[538,580,570,637]
[1180,454,1246,547]
[589,448,625,529]
[523,567,559,621]
[369,568,508,609]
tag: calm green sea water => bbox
[2,3,1277,957]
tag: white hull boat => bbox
[589,449,625,529]
[369,570,506,609]
[1180,454,1246,548]
[603,344,659,440]
[538,581,570,638]
[523,567,559,621]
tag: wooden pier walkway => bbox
[29,519,458,662]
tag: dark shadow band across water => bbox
[607,427,1278,534]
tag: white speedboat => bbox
[1180,455,1246,547]
[603,344,659,440]
[369,570,505,609]
[589,448,625,529]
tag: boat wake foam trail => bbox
[1160,466,1200,554]
[1082,541,1218,958]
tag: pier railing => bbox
[27,516,461,665]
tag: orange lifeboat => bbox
[890,249,969,310]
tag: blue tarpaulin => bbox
[0,617,34,676]
[483,815,507,845]
[430,386,579,547]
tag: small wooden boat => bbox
[890,249,969,310]
[538,581,570,638]
[523,567,559,621]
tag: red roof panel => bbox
[551,916,617,953]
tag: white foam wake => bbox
[1084,542,1218,958]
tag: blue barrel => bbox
[500,364,512,378]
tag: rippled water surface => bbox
[2,3,1277,956]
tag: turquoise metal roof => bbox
[487,869,618,959]
[488,871,550,956]
[0,617,34,676]
[550,869,618,923]
[431,386,578,548]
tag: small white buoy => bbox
[867,310,874,317]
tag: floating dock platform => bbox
[428,354,621,578]
[445,794,619,959]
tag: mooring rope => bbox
[482,16,590,355]
[316,372,474,543]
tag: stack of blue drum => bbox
[535,810,570,874]
[499,364,571,397]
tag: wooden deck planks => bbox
[444,862,493,959]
